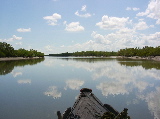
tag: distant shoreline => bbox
[116,56,160,62]
[1,56,160,62]
[0,57,44,61]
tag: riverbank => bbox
[116,56,160,62]
[0,57,44,61]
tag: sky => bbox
[0,0,160,54]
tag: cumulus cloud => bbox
[43,13,61,26]
[75,11,91,18]
[75,5,92,18]
[81,5,87,11]
[133,7,140,11]
[96,15,129,30]
[65,22,84,32]
[0,35,22,42]
[136,0,160,24]
[126,7,132,10]
[17,28,31,32]
[134,21,149,30]
[126,7,140,11]
[44,86,61,99]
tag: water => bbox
[0,57,160,119]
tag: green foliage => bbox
[0,42,14,57]
[49,51,117,57]
[0,42,44,58]
[117,46,160,57]
[49,46,160,57]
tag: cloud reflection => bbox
[12,71,22,77]
[65,59,160,119]
[96,82,129,96]
[44,86,61,99]
[65,79,84,90]
[17,79,31,84]
[138,87,160,119]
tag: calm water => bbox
[0,57,160,119]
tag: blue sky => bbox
[0,0,160,54]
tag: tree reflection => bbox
[57,57,160,70]
[57,57,116,63]
[0,58,44,75]
[117,59,160,70]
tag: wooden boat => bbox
[57,88,130,119]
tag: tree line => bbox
[0,42,44,58]
[49,51,117,57]
[49,46,160,57]
[117,46,160,57]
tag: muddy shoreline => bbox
[0,57,43,61]
[1,56,160,62]
[116,56,160,62]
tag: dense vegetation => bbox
[117,46,160,57]
[49,46,160,57]
[49,51,117,57]
[0,42,44,58]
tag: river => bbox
[0,56,160,119]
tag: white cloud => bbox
[75,11,91,18]
[75,5,92,18]
[133,7,140,11]
[81,5,87,11]
[63,21,67,25]
[140,32,160,41]
[126,7,132,10]
[15,42,22,46]
[136,0,160,24]
[134,21,149,30]
[96,15,129,30]
[0,35,22,42]
[12,35,22,40]
[17,28,31,32]
[65,22,84,32]
[43,13,61,26]
[126,7,140,11]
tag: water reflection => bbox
[44,86,62,99]
[52,57,160,119]
[96,82,129,96]
[1,57,160,119]
[117,59,160,70]
[12,71,22,77]
[136,86,160,119]
[64,79,85,90]
[17,79,31,84]
[0,58,44,75]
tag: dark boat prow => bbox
[57,88,130,119]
